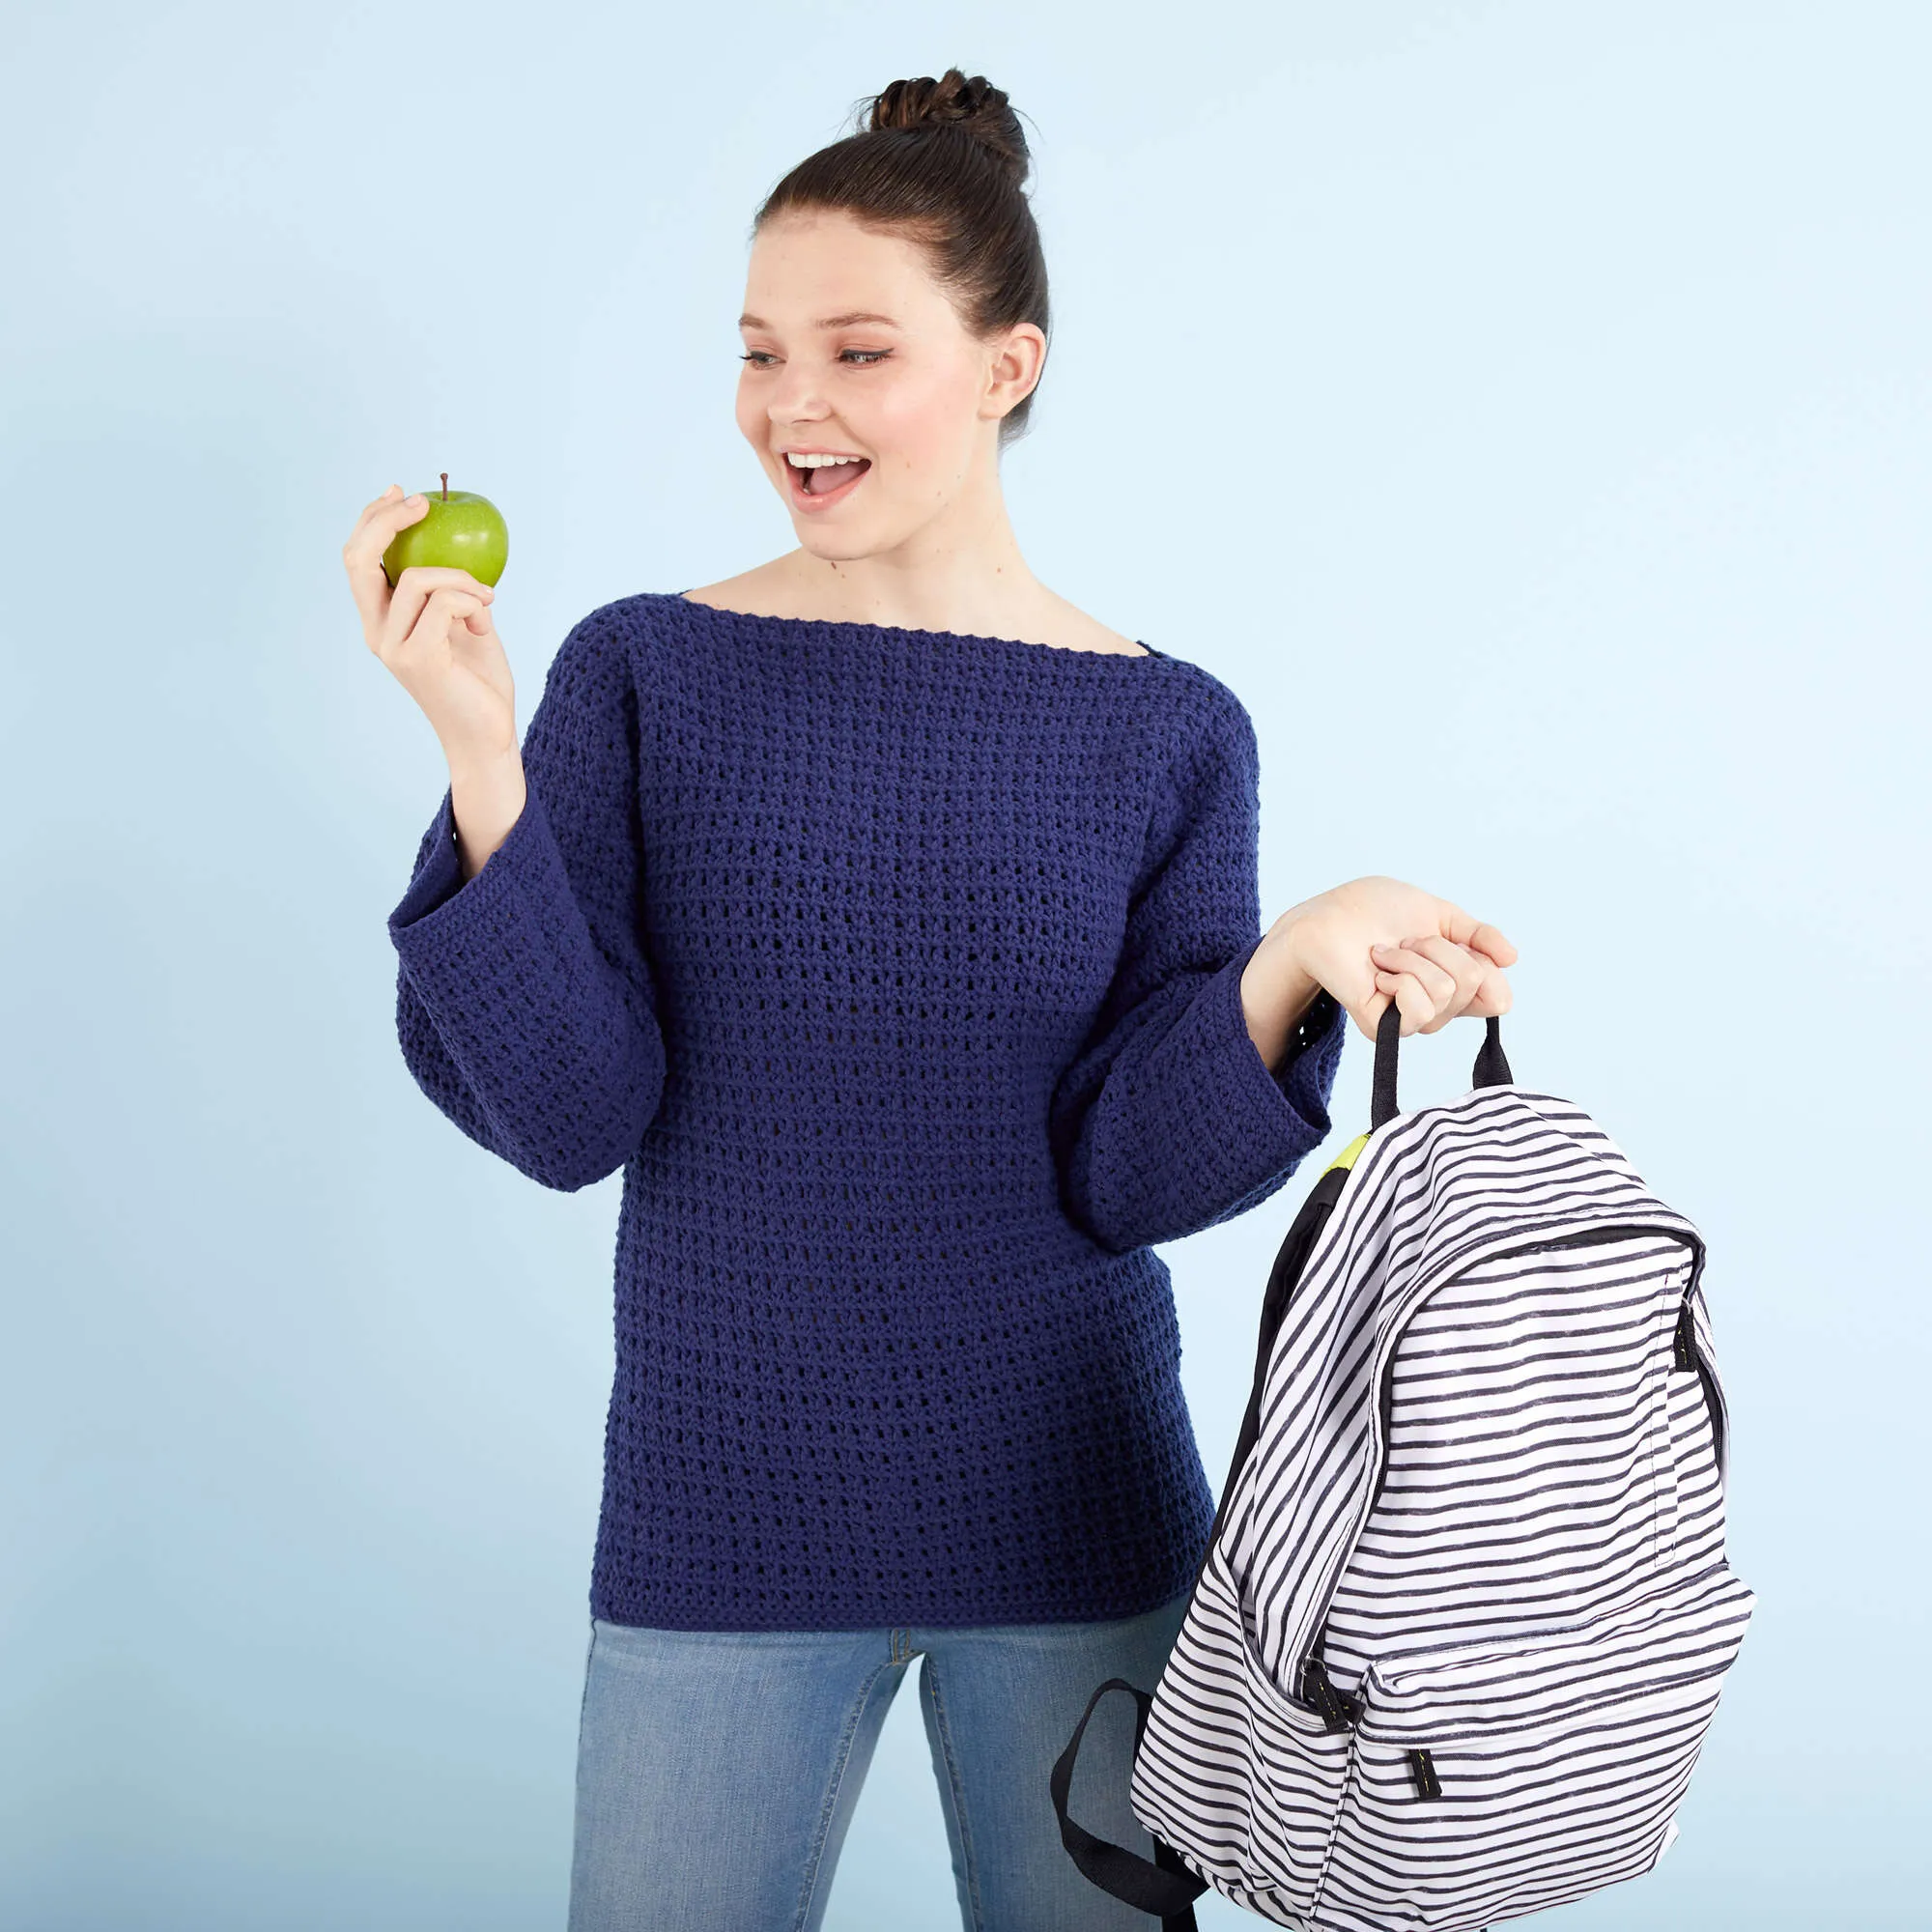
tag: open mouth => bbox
[785,455,872,507]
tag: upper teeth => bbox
[786,452,865,468]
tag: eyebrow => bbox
[738,310,901,331]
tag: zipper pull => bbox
[1673,1300,1698,1372]
[1298,1657,1358,1732]
[1407,1748,1442,1800]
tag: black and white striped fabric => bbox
[1053,1006,1752,1932]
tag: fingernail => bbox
[407,494,424,506]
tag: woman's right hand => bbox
[343,483,517,766]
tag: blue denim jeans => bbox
[566,1585,1193,1932]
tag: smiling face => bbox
[734,208,1043,564]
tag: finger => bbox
[1435,902,1519,968]
[380,572,495,654]
[390,564,497,600]
[1397,935,1487,1028]
[1445,955,1513,1020]
[381,582,476,662]
[350,482,407,537]
[378,570,439,654]
[1373,970,1437,1036]
[401,595,491,664]
[1408,939,1516,1023]
[344,484,425,557]
[404,586,491,649]
[345,489,431,633]
[343,482,400,544]
[1370,940,1459,1015]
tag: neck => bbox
[772,462,1049,638]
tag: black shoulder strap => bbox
[1049,1678,1207,1927]
[1190,1161,1350,1597]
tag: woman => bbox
[342,69,1515,1932]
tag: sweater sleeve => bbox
[1048,686,1348,1255]
[385,612,668,1192]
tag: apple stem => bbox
[440,471,448,501]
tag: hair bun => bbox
[867,69,1030,185]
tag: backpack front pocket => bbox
[1311,1563,1754,1932]
[1133,1532,1355,1919]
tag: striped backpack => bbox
[1053,1003,1752,1931]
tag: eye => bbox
[736,349,893,368]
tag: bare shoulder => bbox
[678,561,797,617]
[680,563,1150,657]
[1035,594,1149,657]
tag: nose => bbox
[764,364,832,427]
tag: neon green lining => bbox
[1325,1130,1371,1174]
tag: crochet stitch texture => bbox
[387,591,1347,1631]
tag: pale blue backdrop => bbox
[4,2,1926,1926]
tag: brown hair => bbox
[754,69,1050,450]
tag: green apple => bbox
[382,473,509,588]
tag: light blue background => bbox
[4,2,1926,1926]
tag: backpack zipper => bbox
[1296,1216,1721,1732]
[1297,1654,1364,1733]
[1673,1298,1725,1469]
[1364,1220,1722,1524]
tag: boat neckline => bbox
[668,590,1163,663]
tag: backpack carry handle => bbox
[1371,1002,1514,1132]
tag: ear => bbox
[983,322,1047,420]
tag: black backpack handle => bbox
[1371,1002,1514,1131]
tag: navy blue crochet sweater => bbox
[387,591,1348,1631]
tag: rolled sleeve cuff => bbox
[388,787,466,932]
[387,782,558,954]
[1197,934,1347,1187]
[385,782,599,1056]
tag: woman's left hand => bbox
[1269,875,1519,1043]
